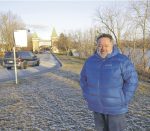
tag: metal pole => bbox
[13,46,18,84]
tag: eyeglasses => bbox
[97,45,112,48]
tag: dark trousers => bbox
[93,112,126,131]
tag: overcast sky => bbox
[0,0,129,40]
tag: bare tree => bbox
[73,30,83,58]
[56,33,72,55]
[131,0,150,69]
[0,11,25,51]
[95,6,128,50]
[68,27,97,58]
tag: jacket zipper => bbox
[98,59,105,112]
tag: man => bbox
[80,33,138,131]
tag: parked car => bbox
[0,51,5,66]
[3,51,40,70]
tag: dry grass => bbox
[138,82,150,96]
[55,54,150,95]
[55,54,85,75]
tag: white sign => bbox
[14,30,27,47]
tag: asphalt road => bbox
[0,53,60,82]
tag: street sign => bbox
[13,30,28,84]
[14,30,27,47]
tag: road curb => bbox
[50,52,62,67]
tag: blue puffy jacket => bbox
[80,46,138,115]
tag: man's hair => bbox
[96,33,113,43]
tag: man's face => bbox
[97,37,113,58]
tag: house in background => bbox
[32,33,40,52]
[32,27,58,53]
[51,28,59,53]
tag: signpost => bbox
[13,30,27,84]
